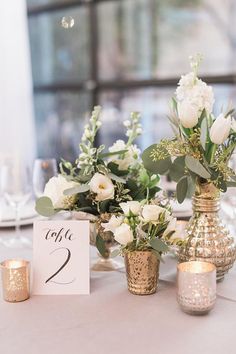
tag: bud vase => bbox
[178,181,236,281]
[124,251,160,295]
[72,211,123,271]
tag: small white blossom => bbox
[210,114,231,144]
[120,201,141,215]
[114,223,134,246]
[101,215,124,233]
[141,205,167,223]
[85,129,91,139]
[89,173,114,201]
[108,140,140,170]
[123,120,131,127]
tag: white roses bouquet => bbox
[143,54,236,203]
[101,200,181,258]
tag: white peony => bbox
[108,139,140,170]
[210,114,231,145]
[163,217,177,238]
[141,205,167,223]
[101,215,124,233]
[89,173,114,201]
[44,174,78,209]
[177,100,199,128]
[114,223,134,246]
[120,201,141,215]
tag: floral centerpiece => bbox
[36,106,160,269]
[101,200,181,294]
[142,55,236,280]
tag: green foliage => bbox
[149,238,169,253]
[185,156,211,179]
[96,234,107,258]
[35,197,57,217]
[176,176,188,203]
[63,184,90,196]
[142,145,172,174]
[168,157,185,182]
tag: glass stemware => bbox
[33,158,58,199]
[2,158,32,247]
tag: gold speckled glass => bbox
[1,259,30,302]
[177,261,216,315]
[124,251,160,295]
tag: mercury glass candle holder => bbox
[177,261,216,315]
[0,259,30,302]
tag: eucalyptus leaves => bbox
[142,55,236,203]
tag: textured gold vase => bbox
[178,182,236,281]
[72,211,122,271]
[124,251,160,295]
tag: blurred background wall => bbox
[0,0,36,163]
[26,0,236,161]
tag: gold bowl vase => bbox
[124,251,160,295]
[72,211,123,271]
[178,182,236,281]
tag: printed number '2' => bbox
[45,247,75,285]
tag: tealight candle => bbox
[0,259,30,302]
[177,261,216,315]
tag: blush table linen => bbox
[0,226,235,354]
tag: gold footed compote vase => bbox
[72,211,123,271]
[178,181,236,281]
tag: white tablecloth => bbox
[0,226,235,354]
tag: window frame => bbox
[28,0,236,133]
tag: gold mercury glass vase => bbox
[124,251,160,295]
[178,181,236,281]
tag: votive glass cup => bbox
[0,259,30,302]
[177,261,216,315]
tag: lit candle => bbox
[0,259,30,302]
[177,261,216,315]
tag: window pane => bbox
[99,84,236,149]
[27,0,70,6]
[34,92,91,161]
[99,88,174,150]
[98,0,236,80]
[28,7,90,85]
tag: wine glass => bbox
[33,158,58,199]
[2,158,32,247]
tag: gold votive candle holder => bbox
[0,259,30,302]
[177,261,216,315]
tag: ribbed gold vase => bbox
[178,182,236,281]
[124,251,160,295]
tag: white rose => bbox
[141,205,166,222]
[210,114,231,145]
[44,175,78,209]
[163,217,177,237]
[120,201,141,216]
[114,223,134,246]
[177,100,199,128]
[101,215,124,233]
[89,173,114,201]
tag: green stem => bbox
[210,144,217,164]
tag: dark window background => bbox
[27,0,236,161]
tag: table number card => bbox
[33,220,90,295]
